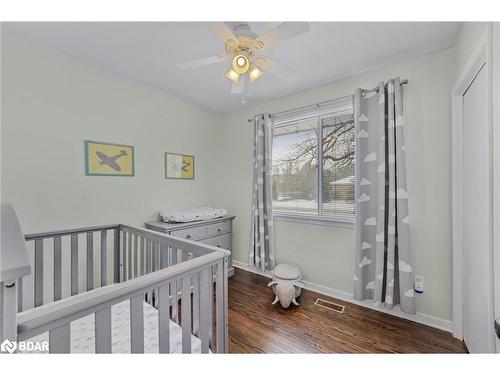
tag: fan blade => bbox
[213,22,238,44]
[176,54,228,70]
[231,78,245,95]
[254,56,299,83]
[254,22,309,51]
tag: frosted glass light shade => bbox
[225,68,241,84]
[248,64,263,83]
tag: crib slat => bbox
[155,242,161,271]
[192,272,200,336]
[146,239,152,273]
[87,232,94,291]
[171,280,179,323]
[53,236,62,301]
[199,268,210,353]
[158,284,170,354]
[130,295,144,353]
[133,234,138,278]
[34,239,43,307]
[152,242,160,307]
[127,233,133,280]
[49,324,70,353]
[176,248,183,320]
[141,238,146,276]
[95,307,112,353]
[145,240,152,303]
[100,230,107,287]
[160,244,168,270]
[181,276,192,353]
[121,231,127,281]
[222,259,229,352]
[17,277,23,312]
[170,247,178,322]
[215,261,227,353]
[113,228,120,283]
[167,245,172,267]
[71,234,78,296]
[208,266,214,348]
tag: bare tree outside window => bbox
[272,112,355,220]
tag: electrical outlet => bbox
[414,276,424,293]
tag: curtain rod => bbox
[247,79,408,123]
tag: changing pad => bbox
[160,207,228,223]
[21,299,206,354]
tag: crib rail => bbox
[8,222,229,353]
[17,249,228,353]
[20,224,218,311]
[21,224,121,311]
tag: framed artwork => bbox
[165,152,194,180]
[84,140,135,177]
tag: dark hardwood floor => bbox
[227,268,467,353]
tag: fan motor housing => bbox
[225,23,260,56]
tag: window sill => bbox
[272,212,355,228]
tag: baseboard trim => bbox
[232,260,452,333]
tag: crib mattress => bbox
[21,299,204,354]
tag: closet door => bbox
[462,62,495,353]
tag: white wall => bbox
[493,23,500,353]
[454,22,489,74]
[2,24,492,329]
[453,22,500,350]
[217,48,456,322]
[1,30,223,233]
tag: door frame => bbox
[451,23,494,347]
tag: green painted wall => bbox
[217,48,456,321]
[1,30,223,232]
[3,23,497,326]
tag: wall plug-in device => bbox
[414,276,424,294]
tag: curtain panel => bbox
[249,113,276,272]
[353,77,415,314]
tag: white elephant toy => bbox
[268,264,304,308]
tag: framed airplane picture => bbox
[165,152,194,180]
[85,140,135,177]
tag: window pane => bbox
[321,113,355,220]
[272,119,318,215]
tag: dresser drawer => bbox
[170,226,206,240]
[202,233,232,250]
[206,220,232,237]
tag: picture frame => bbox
[165,152,195,180]
[84,140,135,177]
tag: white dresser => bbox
[145,215,235,276]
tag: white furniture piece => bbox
[0,203,229,354]
[268,264,304,309]
[146,216,235,277]
[159,207,228,223]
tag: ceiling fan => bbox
[176,22,310,96]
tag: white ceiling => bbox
[5,22,461,114]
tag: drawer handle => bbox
[217,228,222,232]
[217,244,221,248]
[185,235,191,239]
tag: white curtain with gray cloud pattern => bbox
[353,77,415,314]
[249,113,276,272]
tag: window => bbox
[272,103,355,223]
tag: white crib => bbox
[0,204,229,354]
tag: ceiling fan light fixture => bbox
[254,40,264,49]
[248,63,264,83]
[225,68,241,84]
[232,54,249,74]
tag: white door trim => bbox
[451,23,494,345]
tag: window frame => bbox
[271,97,355,227]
